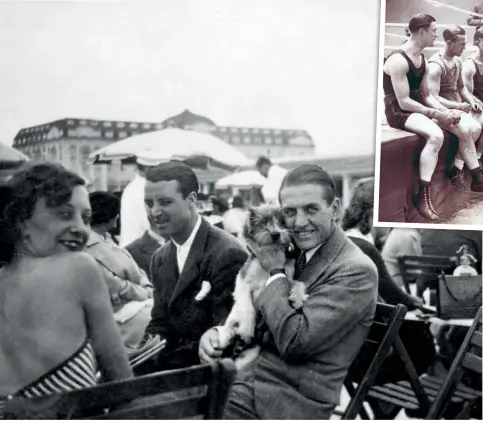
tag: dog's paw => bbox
[289,281,309,310]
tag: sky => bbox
[0,0,381,157]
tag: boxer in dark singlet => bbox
[427,25,483,192]
[383,14,461,220]
[463,26,483,166]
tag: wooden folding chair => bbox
[426,307,482,419]
[334,303,407,419]
[3,359,237,420]
[365,309,482,419]
[397,254,455,296]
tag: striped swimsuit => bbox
[0,339,97,416]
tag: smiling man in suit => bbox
[199,164,379,419]
[141,161,248,372]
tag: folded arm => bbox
[256,261,378,362]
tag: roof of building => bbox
[12,112,314,149]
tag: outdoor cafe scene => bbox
[0,0,482,420]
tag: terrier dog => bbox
[218,204,308,351]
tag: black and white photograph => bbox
[375,0,483,227]
[0,0,482,419]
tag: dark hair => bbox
[474,26,483,44]
[232,195,245,209]
[89,191,120,226]
[256,156,271,169]
[0,163,85,265]
[144,160,199,198]
[279,164,336,204]
[408,14,436,34]
[443,25,465,42]
[210,196,229,214]
[341,178,374,235]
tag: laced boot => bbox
[470,166,483,192]
[447,166,468,191]
[414,181,439,220]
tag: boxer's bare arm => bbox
[384,54,438,114]
[420,68,448,111]
[427,62,467,110]
[458,65,479,108]
[463,59,476,94]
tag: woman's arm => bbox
[74,254,133,381]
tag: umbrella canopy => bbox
[0,143,29,170]
[90,128,251,170]
[215,170,267,189]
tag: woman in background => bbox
[0,163,131,402]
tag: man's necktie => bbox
[293,251,307,280]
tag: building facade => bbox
[13,110,315,191]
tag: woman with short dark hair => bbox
[0,163,132,403]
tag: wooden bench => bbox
[2,359,237,420]
[378,124,483,223]
[396,254,456,297]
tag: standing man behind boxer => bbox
[383,14,461,220]
[427,25,483,192]
[463,25,483,168]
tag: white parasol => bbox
[215,170,267,189]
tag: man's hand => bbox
[459,102,473,113]
[427,108,461,125]
[472,102,483,113]
[199,328,224,363]
[250,243,286,273]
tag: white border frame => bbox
[373,0,483,231]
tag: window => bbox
[118,131,128,138]
[103,121,113,128]
[117,122,126,128]
[142,123,151,129]
[130,122,139,129]
[105,131,114,138]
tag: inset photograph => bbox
[376,0,483,227]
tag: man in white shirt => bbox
[139,160,248,372]
[199,164,378,419]
[256,156,287,205]
[119,162,150,247]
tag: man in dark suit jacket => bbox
[125,218,165,280]
[199,164,378,419]
[141,161,248,372]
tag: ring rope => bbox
[423,0,483,19]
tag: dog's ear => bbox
[243,207,256,238]
[247,207,259,225]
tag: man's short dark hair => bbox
[145,160,199,198]
[443,25,465,42]
[475,26,483,43]
[89,191,120,226]
[256,156,272,169]
[279,164,336,204]
[408,14,436,34]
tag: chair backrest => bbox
[426,307,482,419]
[3,359,237,420]
[397,254,455,295]
[342,303,407,420]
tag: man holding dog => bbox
[199,164,379,419]
[139,161,248,372]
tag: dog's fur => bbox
[218,204,308,350]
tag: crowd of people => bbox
[383,12,483,220]
[0,155,481,419]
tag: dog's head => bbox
[242,204,293,254]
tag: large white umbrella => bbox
[90,128,250,170]
[215,170,267,189]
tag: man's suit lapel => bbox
[169,218,210,306]
[298,226,347,287]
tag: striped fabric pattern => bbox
[17,340,97,398]
[0,340,97,418]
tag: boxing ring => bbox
[384,0,483,54]
[378,0,483,224]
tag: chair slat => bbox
[470,331,482,348]
[92,396,204,420]
[462,353,482,374]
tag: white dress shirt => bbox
[120,174,150,247]
[172,215,202,274]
